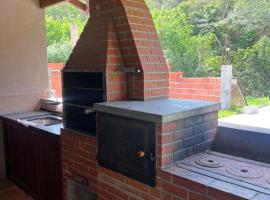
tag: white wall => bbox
[0,0,48,180]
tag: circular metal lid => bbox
[226,166,264,179]
[195,157,224,168]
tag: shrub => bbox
[47,42,73,63]
[231,36,270,96]
[151,5,220,77]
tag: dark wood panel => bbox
[5,122,38,197]
[36,132,62,200]
[4,120,62,200]
[40,0,88,12]
[39,0,65,8]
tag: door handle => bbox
[137,151,146,158]
[137,151,155,161]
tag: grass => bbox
[218,96,270,119]
[245,96,270,106]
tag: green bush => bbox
[47,42,73,63]
[45,4,88,63]
[151,6,220,77]
[231,36,270,96]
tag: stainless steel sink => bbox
[20,115,62,126]
[27,116,62,126]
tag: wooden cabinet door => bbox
[35,132,62,200]
[5,122,38,197]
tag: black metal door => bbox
[97,113,156,186]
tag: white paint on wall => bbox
[0,0,49,180]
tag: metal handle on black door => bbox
[137,151,146,158]
[149,153,155,161]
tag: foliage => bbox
[47,42,73,63]
[45,16,71,46]
[151,5,220,76]
[147,0,270,95]
[218,96,270,118]
[146,0,182,9]
[46,3,88,22]
[231,36,270,96]
[45,1,270,95]
[45,3,88,62]
[218,105,242,119]
[246,96,270,107]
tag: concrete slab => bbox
[94,98,220,123]
[219,106,270,134]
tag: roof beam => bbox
[39,0,65,8]
[39,0,89,13]
[67,0,88,12]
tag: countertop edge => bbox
[94,102,221,123]
[0,111,62,136]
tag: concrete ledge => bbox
[94,98,220,123]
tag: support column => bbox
[220,65,232,109]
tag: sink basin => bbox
[21,115,62,126]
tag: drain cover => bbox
[226,166,264,179]
[195,157,224,168]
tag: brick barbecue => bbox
[64,0,169,101]
[60,0,270,200]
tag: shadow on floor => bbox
[0,180,33,200]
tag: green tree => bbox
[232,36,270,96]
[152,5,219,76]
[47,42,73,63]
[45,3,88,62]
[45,16,71,46]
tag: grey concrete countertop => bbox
[94,98,220,123]
[0,111,63,135]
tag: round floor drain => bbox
[195,157,224,168]
[226,166,264,179]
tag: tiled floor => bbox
[0,180,33,200]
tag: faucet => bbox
[43,89,58,102]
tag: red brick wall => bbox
[48,64,221,102]
[61,112,215,200]
[48,63,64,97]
[64,0,169,100]
[61,110,252,200]
[169,72,221,102]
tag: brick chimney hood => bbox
[64,0,169,100]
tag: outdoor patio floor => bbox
[0,180,33,200]
[219,105,270,134]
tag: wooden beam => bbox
[40,0,89,14]
[67,0,88,12]
[39,0,65,8]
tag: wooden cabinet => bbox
[5,122,38,198]
[3,120,62,200]
[35,131,62,200]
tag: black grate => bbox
[62,71,106,136]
